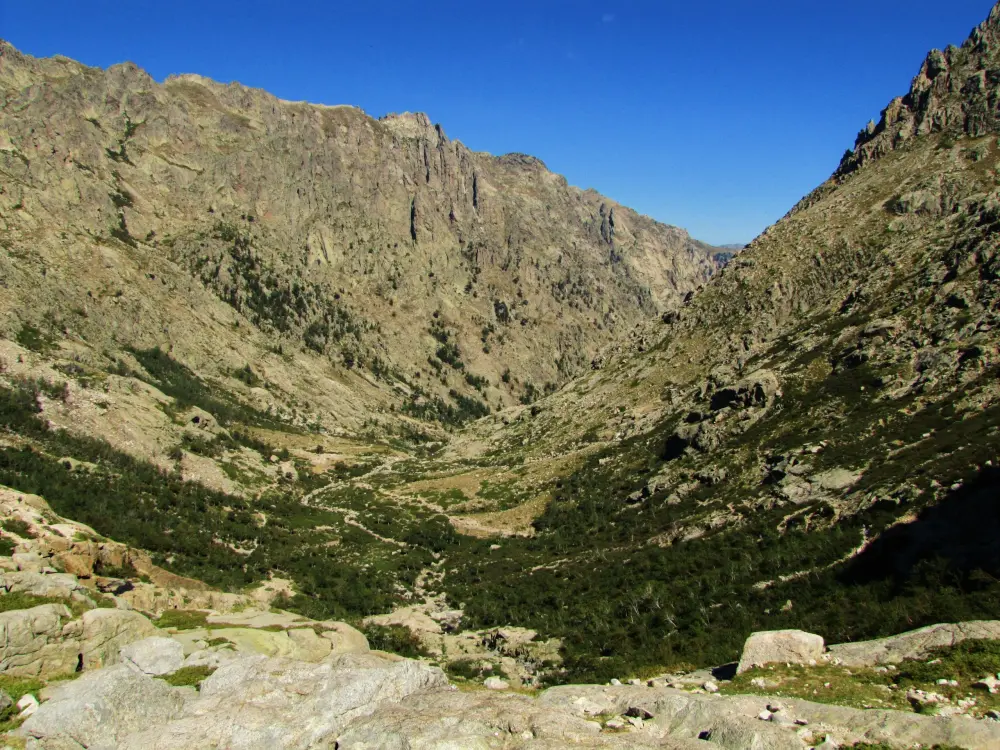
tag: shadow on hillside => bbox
[838,465,1000,588]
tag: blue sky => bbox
[2,1,995,245]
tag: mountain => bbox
[1,2,1000,736]
[0,40,721,444]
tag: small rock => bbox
[483,676,508,691]
[703,681,719,693]
[624,706,653,720]
[17,693,39,718]
[757,710,772,721]
[609,678,622,686]
[628,678,642,687]
[972,675,1000,693]
[604,718,627,730]
[0,690,11,711]
[936,678,959,687]
[986,709,1000,720]
[625,715,643,728]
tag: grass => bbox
[155,609,210,630]
[158,665,216,690]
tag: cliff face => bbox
[0,42,720,421]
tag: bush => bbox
[362,624,430,659]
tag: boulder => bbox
[80,609,159,670]
[115,652,449,749]
[19,664,185,749]
[317,621,369,655]
[484,676,509,690]
[12,552,45,573]
[737,629,825,674]
[120,636,185,676]
[0,604,78,677]
[0,571,87,600]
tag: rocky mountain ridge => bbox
[0,39,722,438]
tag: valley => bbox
[1,3,1000,748]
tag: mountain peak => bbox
[837,0,1000,177]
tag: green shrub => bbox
[362,624,430,659]
[15,324,55,353]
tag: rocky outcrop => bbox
[0,603,158,677]
[827,621,1000,667]
[838,3,1000,176]
[18,649,1000,749]
[112,653,447,749]
[540,684,1000,749]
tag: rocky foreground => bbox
[5,613,1000,749]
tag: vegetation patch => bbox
[158,665,216,690]
[362,624,431,659]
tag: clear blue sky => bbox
[2,1,995,245]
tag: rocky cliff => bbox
[839,2,1000,176]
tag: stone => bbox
[19,664,184,748]
[737,629,826,673]
[703,681,719,693]
[0,689,11,711]
[80,608,159,670]
[604,717,627,730]
[315,621,368,655]
[16,693,38,718]
[484,676,509,690]
[624,706,653,720]
[120,636,185,676]
[12,552,44,574]
[0,604,78,677]
[0,571,87,600]
[114,653,449,749]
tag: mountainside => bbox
[432,2,1000,678]
[0,40,720,440]
[1,4,1000,738]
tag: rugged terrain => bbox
[1,2,1000,748]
